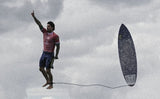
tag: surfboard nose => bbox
[119,24,131,39]
[121,23,125,27]
[120,24,127,31]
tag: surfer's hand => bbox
[31,10,35,17]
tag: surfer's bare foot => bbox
[42,83,49,87]
[46,85,53,89]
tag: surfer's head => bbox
[47,21,55,32]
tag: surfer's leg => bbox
[39,67,49,87]
[46,68,53,89]
[39,52,49,87]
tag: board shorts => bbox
[39,51,54,69]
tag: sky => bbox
[0,0,160,99]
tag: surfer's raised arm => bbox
[31,10,43,30]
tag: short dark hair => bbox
[47,21,55,30]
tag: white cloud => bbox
[0,0,64,33]
[89,0,152,8]
[42,97,53,99]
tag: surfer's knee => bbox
[39,67,44,72]
[46,69,51,74]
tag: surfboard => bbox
[118,24,137,86]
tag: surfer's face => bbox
[47,24,53,33]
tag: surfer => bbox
[31,11,60,89]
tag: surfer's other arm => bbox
[31,10,43,30]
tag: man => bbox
[31,11,60,89]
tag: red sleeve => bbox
[54,35,60,45]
